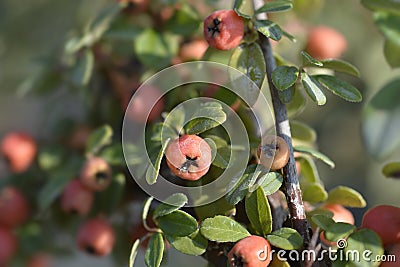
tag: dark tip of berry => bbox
[230,254,244,267]
[186,155,198,161]
[95,171,109,182]
[69,209,79,215]
[85,245,97,255]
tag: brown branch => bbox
[252,0,311,248]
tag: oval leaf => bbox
[146,138,170,185]
[294,146,335,168]
[272,66,299,91]
[297,156,321,183]
[254,20,283,41]
[142,197,154,223]
[326,186,367,208]
[290,120,317,143]
[166,231,207,256]
[85,125,113,156]
[145,233,164,267]
[382,162,400,179]
[185,103,227,135]
[301,72,326,105]
[278,85,295,103]
[153,193,188,219]
[286,86,307,118]
[311,214,335,231]
[302,183,328,203]
[200,215,250,242]
[157,210,198,237]
[325,222,356,242]
[226,165,262,205]
[320,59,360,77]
[245,187,273,236]
[258,171,283,195]
[316,75,362,102]
[255,0,293,13]
[267,228,303,250]
[71,49,94,87]
[301,51,323,67]
[129,239,140,267]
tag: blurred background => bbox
[0,0,399,266]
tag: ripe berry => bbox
[77,218,115,256]
[165,135,212,181]
[80,157,112,192]
[0,186,29,227]
[362,205,400,246]
[203,10,244,50]
[322,204,355,225]
[257,136,290,171]
[0,227,17,266]
[179,39,208,61]
[124,85,165,124]
[60,179,94,215]
[305,26,347,59]
[380,243,400,267]
[1,132,37,173]
[27,253,51,267]
[227,235,272,267]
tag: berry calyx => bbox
[227,235,272,267]
[165,135,212,181]
[203,10,245,51]
[257,136,290,171]
[80,157,112,192]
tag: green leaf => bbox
[153,193,188,219]
[99,143,125,166]
[267,228,303,250]
[146,138,170,185]
[71,49,94,87]
[319,59,360,77]
[164,107,186,135]
[254,20,283,41]
[85,125,113,156]
[38,146,65,170]
[96,173,126,214]
[245,187,272,236]
[294,146,335,168]
[145,233,164,267]
[301,71,326,105]
[278,85,295,103]
[233,0,253,18]
[134,29,179,69]
[229,43,266,89]
[226,165,262,205]
[316,75,362,102]
[345,229,384,267]
[165,4,200,36]
[301,51,323,67]
[185,103,226,135]
[194,197,235,221]
[324,223,356,242]
[286,86,307,117]
[157,210,198,237]
[302,183,328,203]
[362,0,400,15]
[384,38,400,68]
[326,186,367,208]
[255,0,293,13]
[200,215,251,242]
[362,78,400,159]
[38,173,73,211]
[272,66,299,91]
[129,239,140,267]
[382,162,400,179]
[297,156,321,183]
[202,47,234,65]
[290,120,317,143]
[258,172,283,195]
[212,146,231,169]
[311,214,335,231]
[166,231,207,256]
[142,197,154,223]
[150,123,177,143]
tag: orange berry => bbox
[306,26,347,59]
[257,136,290,171]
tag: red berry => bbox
[61,179,94,215]
[124,85,165,124]
[179,39,208,61]
[362,205,400,246]
[203,10,244,50]
[0,186,29,227]
[380,243,400,267]
[257,136,290,171]
[80,157,112,192]
[227,235,272,267]
[0,227,17,266]
[27,253,51,267]
[305,26,347,59]
[1,132,37,173]
[77,218,115,256]
[165,135,212,181]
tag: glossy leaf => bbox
[166,231,207,256]
[319,59,360,77]
[301,71,326,105]
[302,183,328,203]
[145,233,164,267]
[164,107,186,135]
[326,186,367,208]
[345,229,384,267]
[200,216,250,242]
[272,66,299,91]
[316,75,362,102]
[245,187,272,236]
[301,51,323,67]
[157,210,198,237]
[311,214,335,231]
[153,193,188,219]
[325,223,356,242]
[194,197,235,221]
[257,171,283,195]
[233,0,253,18]
[382,162,400,179]
[129,239,140,267]
[229,43,266,89]
[362,78,400,159]
[278,85,295,103]
[226,165,262,205]
[255,0,293,13]
[146,138,170,185]
[254,20,283,41]
[290,120,317,143]
[267,228,303,250]
[294,146,335,168]
[185,103,226,135]
[297,156,321,183]
[212,147,231,169]
[142,197,154,223]
[85,125,113,156]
